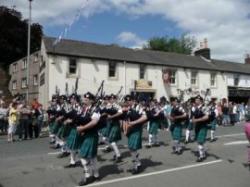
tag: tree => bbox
[0,6,43,69]
[144,34,196,55]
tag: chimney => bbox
[194,38,210,59]
[245,54,250,64]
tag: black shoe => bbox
[145,144,152,149]
[102,147,112,153]
[98,141,105,145]
[184,140,189,144]
[153,143,160,147]
[78,177,95,186]
[57,152,70,158]
[115,156,122,163]
[196,157,204,162]
[176,149,183,155]
[50,144,60,149]
[64,163,77,168]
[50,140,56,144]
[93,176,100,181]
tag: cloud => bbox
[109,0,250,63]
[117,31,147,48]
[2,0,250,62]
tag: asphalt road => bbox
[0,123,249,187]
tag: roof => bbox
[42,36,250,75]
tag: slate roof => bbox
[43,36,250,75]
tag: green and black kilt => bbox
[101,121,111,138]
[187,121,193,130]
[108,120,121,143]
[79,132,99,159]
[195,124,208,144]
[207,119,217,131]
[171,122,182,141]
[161,119,169,129]
[52,121,61,135]
[58,124,72,140]
[149,120,160,135]
[127,127,143,151]
[49,121,56,134]
[66,127,85,150]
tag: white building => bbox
[10,36,250,107]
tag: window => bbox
[69,58,77,74]
[21,78,27,88]
[108,61,116,78]
[210,73,217,87]
[12,80,17,90]
[170,70,176,84]
[22,59,27,69]
[40,73,45,86]
[234,75,239,86]
[191,71,198,86]
[13,63,17,73]
[139,64,146,79]
[33,75,38,86]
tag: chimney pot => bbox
[245,54,250,64]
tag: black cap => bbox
[110,94,117,100]
[195,95,203,101]
[170,97,179,102]
[103,95,111,100]
[84,92,95,100]
[60,95,67,101]
[124,95,134,102]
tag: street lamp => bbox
[26,0,32,103]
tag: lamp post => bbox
[26,0,32,103]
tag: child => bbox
[8,102,18,142]
[244,100,250,167]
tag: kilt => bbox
[58,124,72,139]
[195,125,208,144]
[207,119,217,131]
[187,121,193,130]
[48,121,56,133]
[79,132,99,159]
[101,121,111,138]
[149,121,160,135]
[161,119,169,129]
[128,128,142,151]
[108,121,121,143]
[66,128,84,150]
[171,123,182,141]
[52,122,61,135]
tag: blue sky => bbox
[2,0,250,63]
[45,11,183,47]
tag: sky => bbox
[2,0,250,63]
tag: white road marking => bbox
[48,151,61,155]
[216,133,244,138]
[76,160,223,187]
[224,140,249,146]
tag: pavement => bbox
[0,123,249,187]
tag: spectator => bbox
[7,102,18,142]
[19,102,32,140]
[230,102,237,126]
[239,102,245,121]
[33,104,44,138]
[0,103,8,134]
[222,102,230,126]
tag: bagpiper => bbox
[169,97,187,155]
[77,92,101,186]
[122,95,149,174]
[191,95,210,162]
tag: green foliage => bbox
[144,34,196,55]
[0,6,43,69]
